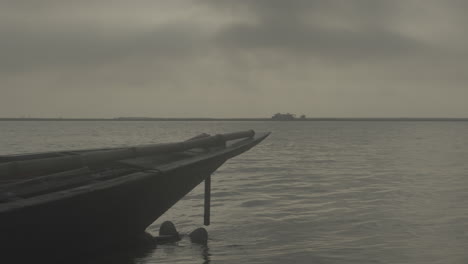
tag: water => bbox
[1,121,468,264]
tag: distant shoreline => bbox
[1,117,468,122]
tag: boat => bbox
[0,130,270,261]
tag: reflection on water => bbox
[71,234,210,264]
[78,241,157,264]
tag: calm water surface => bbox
[1,121,468,264]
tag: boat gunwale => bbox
[0,132,270,213]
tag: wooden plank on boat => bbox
[0,166,141,202]
[186,133,211,141]
[81,148,136,167]
[0,167,92,201]
[118,152,193,170]
[0,130,256,181]
[222,130,254,141]
[0,156,84,181]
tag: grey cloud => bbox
[204,0,396,27]
[207,0,426,60]
[215,22,424,60]
[0,23,208,73]
[0,0,443,75]
[1,0,468,118]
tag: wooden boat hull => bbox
[0,132,269,261]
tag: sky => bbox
[1,0,468,118]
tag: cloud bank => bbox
[1,0,467,117]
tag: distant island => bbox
[271,113,307,121]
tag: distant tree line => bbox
[271,113,306,121]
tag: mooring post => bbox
[204,175,211,226]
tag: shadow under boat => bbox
[0,130,269,262]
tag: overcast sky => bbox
[1,0,468,118]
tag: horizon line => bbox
[1,117,468,121]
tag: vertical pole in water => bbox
[204,175,211,226]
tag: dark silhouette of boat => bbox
[0,130,269,261]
